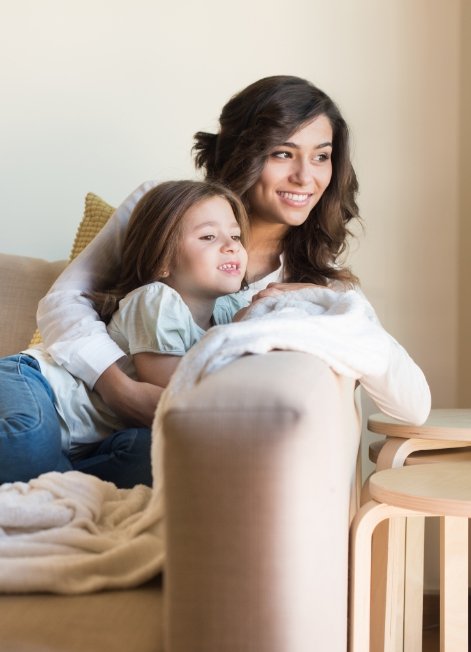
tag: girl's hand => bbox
[251,282,324,303]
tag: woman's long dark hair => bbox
[86,180,249,322]
[193,75,360,286]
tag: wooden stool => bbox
[365,409,471,651]
[369,439,471,468]
[368,410,471,474]
[350,461,471,652]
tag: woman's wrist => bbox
[94,363,163,427]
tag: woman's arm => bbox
[94,363,166,428]
[37,180,159,390]
[115,352,180,425]
[94,353,181,428]
[360,336,431,426]
[244,283,432,425]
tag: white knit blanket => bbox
[180,286,390,382]
[0,471,164,593]
[151,287,392,492]
[0,287,389,594]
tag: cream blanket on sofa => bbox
[0,287,398,593]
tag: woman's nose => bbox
[289,159,312,185]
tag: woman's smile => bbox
[246,114,333,229]
[276,191,313,206]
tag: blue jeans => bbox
[0,355,152,488]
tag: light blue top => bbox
[25,282,250,455]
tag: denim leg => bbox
[72,427,152,488]
[0,354,72,483]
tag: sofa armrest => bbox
[163,351,361,652]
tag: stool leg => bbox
[361,475,397,651]
[403,516,425,652]
[440,516,468,652]
[383,517,406,652]
[369,517,406,652]
[370,520,389,652]
[349,501,395,652]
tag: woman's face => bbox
[246,114,333,230]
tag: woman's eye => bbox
[315,152,331,162]
[199,235,215,241]
[271,151,292,160]
[231,235,241,241]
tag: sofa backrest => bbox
[0,252,66,357]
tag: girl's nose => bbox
[221,237,239,252]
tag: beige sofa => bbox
[0,251,360,652]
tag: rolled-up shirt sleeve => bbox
[354,288,431,425]
[360,335,431,426]
[37,180,159,389]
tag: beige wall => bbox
[0,0,464,414]
[459,0,471,406]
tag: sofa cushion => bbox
[0,253,66,357]
[0,576,164,652]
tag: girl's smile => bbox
[217,262,243,275]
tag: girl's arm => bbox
[133,352,181,387]
[127,353,181,423]
[37,181,160,424]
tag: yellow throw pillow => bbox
[29,192,116,346]
[68,192,115,262]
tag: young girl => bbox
[0,180,248,487]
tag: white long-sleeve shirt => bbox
[37,181,431,425]
[37,181,160,388]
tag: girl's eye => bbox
[231,235,241,241]
[199,235,215,241]
[315,152,331,162]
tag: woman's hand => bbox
[251,282,324,303]
[94,363,165,428]
[232,306,251,321]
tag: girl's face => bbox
[166,196,248,302]
[246,114,333,231]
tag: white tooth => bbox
[280,192,308,202]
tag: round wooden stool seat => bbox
[368,408,471,441]
[369,461,471,517]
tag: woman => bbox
[37,74,430,442]
[35,73,430,652]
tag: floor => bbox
[422,626,439,652]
